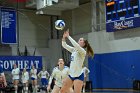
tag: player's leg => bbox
[51,85,60,93]
[14,80,19,93]
[25,81,28,93]
[82,77,86,93]
[73,73,84,93]
[31,79,35,93]
[60,76,73,93]
[43,78,48,92]
[73,79,83,93]
[41,78,45,92]
[66,87,74,93]
[41,78,45,87]
[34,79,38,93]
[23,83,25,92]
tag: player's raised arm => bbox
[62,30,74,53]
[64,29,86,55]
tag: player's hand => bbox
[63,29,69,39]
[65,29,69,37]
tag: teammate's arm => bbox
[47,69,55,91]
[27,72,29,80]
[62,41,74,53]
[46,71,50,79]
[34,69,37,75]
[11,70,14,75]
[37,71,41,78]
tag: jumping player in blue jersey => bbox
[60,29,94,93]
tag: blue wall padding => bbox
[88,50,140,88]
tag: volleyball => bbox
[55,20,65,30]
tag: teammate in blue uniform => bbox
[38,67,50,87]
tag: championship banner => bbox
[1,8,17,44]
[0,56,42,71]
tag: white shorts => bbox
[22,79,28,83]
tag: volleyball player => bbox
[30,65,38,93]
[47,58,73,93]
[38,67,50,90]
[0,65,7,87]
[12,63,20,93]
[60,29,94,93]
[82,67,90,93]
[22,68,29,93]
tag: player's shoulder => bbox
[34,68,37,71]
[17,68,20,70]
[53,66,59,71]
[64,66,69,70]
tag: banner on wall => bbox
[1,7,17,44]
[0,56,42,71]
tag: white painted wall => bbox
[48,39,62,70]
[18,11,51,47]
[72,3,92,35]
[88,29,140,54]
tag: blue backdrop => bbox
[88,50,140,88]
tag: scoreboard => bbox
[106,0,140,32]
